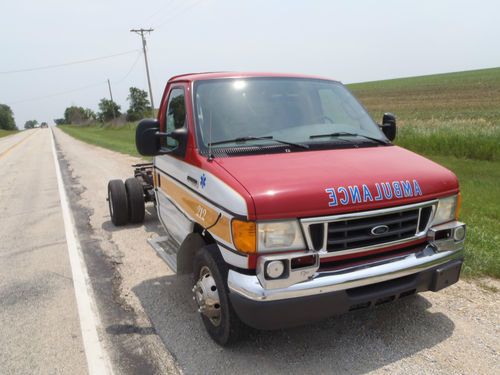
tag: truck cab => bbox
[128,72,465,345]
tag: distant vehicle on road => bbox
[40,122,48,128]
[107,72,466,345]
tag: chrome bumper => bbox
[228,244,464,302]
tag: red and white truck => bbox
[107,72,466,345]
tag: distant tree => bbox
[126,87,151,121]
[24,119,38,129]
[64,106,85,124]
[98,98,121,122]
[63,106,96,124]
[83,108,97,121]
[0,104,17,130]
[54,118,65,126]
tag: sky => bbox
[1,0,499,128]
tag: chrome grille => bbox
[301,201,437,257]
[327,209,420,251]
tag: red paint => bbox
[155,72,460,269]
[214,146,458,220]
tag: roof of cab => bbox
[167,71,338,83]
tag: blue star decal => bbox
[200,174,207,189]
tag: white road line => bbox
[50,128,114,375]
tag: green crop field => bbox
[349,67,500,161]
[350,67,500,278]
[60,67,500,279]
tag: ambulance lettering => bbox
[325,179,423,207]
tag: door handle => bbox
[187,176,198,187]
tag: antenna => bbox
[208,109,214,161]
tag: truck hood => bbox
[215,146,458,220]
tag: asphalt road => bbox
[0,129,87,374]
[1,128,499,374]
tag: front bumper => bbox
[228,239,464,330]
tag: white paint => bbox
[154,154,248,216]
[50,129,114,375]
[218,244,248,269]
[157,192,194,245]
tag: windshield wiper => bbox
[309,132,390,145]
[209,136,309,149]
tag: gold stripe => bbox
[158,174,232,243]
[153,171,158,188]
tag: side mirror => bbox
[136,119,161,156]
[136,119,188,157]
[380,112,397,141]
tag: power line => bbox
[0,49,140,75]
[113,51,143,84]
[140,0,178,25]
[154,0,207,29]
[6,81,107,105]
[5,50,145,105]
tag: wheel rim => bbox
[193,266,221,327]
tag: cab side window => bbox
[165,87,186,148]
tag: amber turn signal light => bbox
[455,192,462,220]
[231,220,257,253]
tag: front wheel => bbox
[192,246,244,346]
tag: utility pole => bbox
[130,28,155,116]
[107,78,117,120]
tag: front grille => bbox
[304,202,435,254]
[327,209,419,251]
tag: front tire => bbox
[108,180,128,226]
[192,246,244,346]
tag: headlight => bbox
[231,219,306,253]
[433,195,458,226]
[257,221,305,252]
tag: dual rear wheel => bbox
[108,178,145,226]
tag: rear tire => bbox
[192,246,244,346]
[125,178,145,224]
[108,180,128,226]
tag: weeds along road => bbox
[1,127,499,375]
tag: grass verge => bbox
[59,124,140,157]
[430,156,499,278]
[0,129,18,139]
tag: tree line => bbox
[54,87,151,125]
[0,104,17,130]
[0,86,150,130]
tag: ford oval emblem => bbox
[371,225,389,236]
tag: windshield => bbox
[193,77,387,153]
